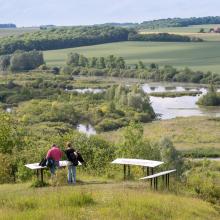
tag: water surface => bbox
[142,83,220,120]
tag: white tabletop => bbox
[112,158,164,168]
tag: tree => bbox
[67,53,80,66]
[78,55,88,67]
[97,57,106,69]
[138,61,145,69]
[116,57,126,69]
[90,57,98,68]
[159,137,183,175]
[199,28,205,33]
[0,55,10,71]
[10,50,44,72]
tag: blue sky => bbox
[0,0,219,27]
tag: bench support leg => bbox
[36,170,39,180]
[40,169,44,183]
[168,174,170,190]
[124,165,126,180]
[128,165,131,178]
[147,167,150,176]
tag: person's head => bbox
[51,144,57,148]
[66,142,72,149]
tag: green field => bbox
[0,181,219,220]
[0,27,39,38]
[44,41,220,73]
[140,24,220,41]
[101,116,220,153]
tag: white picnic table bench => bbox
[140,169,176,190]
[111,158,164,180]
[112,158,176,190]
[25,160,81,182]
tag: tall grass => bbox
[0,182,219,220]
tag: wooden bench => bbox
[112,158,164,180]
[140,169,176,190]
[25,160,81,183]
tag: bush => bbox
[96,119,124,132]
[10,50,44,72]
[197,85,220,106]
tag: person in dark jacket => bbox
[64,142,84,184]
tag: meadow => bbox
[0,27,39,38]
[139,24,220,41]
[44,41,220,73]
[101,116,220,156]
[0,181,219,220]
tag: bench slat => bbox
[140,169,176,180]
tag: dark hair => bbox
[66,142,72,148]
[66,142,76,151]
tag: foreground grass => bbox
[0,182,219,220]
[44,41,220,73]
[101,116,220,155]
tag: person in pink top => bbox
[46,144,62,175]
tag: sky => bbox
[0,0,219,27]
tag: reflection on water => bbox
[6,108,12,113]
[142,83,220,120]
[66,88,104,94]
[77,124,96,136]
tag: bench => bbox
[25,160,81,183]
[140,169,176,190]
[112,158,164,180]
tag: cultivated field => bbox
[44,41,220,73]
[140,24,220,41]
[0,27,39,38]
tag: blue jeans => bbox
[68,165,76,183]
[48,160,59,175]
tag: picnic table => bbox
[25,160,81,182]
[111,158,164,180]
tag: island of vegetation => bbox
[197,84,220,106]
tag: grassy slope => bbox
[44,41,220,73]
[140,24,220,41]
[101,117,220,151]
[0,27,39,38]
[0,182,219,220]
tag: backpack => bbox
[70,152,79,166]
[39,157,47,167]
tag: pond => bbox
[142,83,220,120]
[66,88,104,94]
[6,108,12,113]
[77,124,96,136]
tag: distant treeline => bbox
[63,53,220,85]
[140,16,220,28]
[0,26,129,55]
[0,24,16,28]
[128,33,203,42]
[0,26,204,55]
